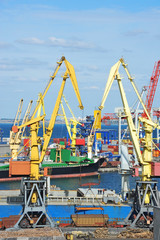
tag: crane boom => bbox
[39,71,68,164]
[99,61,121,110]
[87,110,101,158]
[88,60,122,157]
[64,59,83,110]
[31,56,65,120]
[120,58,151,121]
[99,58,151,121]
[21,100,33,136]
[60,101,72,139]
[142,60,160,118]
[14,99,23,126]
[31,57,83,120]
[62,94,77,122]
[116,73,143,165]
[9,100,33,160]
[59,95,84,155]
[40,60,84,164]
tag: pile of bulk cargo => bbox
[117,228,153,239]
[0,227,63,238]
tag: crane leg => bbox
[14,177,54,228]
[123,180,159,228]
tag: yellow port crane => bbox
[10,56,83,180]
[59,95,84,156]
[9,99,33,160]
[101,58,160,228]
[99,58,156,182]
[10,56,83,228]
[87,110,101,158]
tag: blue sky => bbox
[0,0,160,119]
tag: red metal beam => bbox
[142,60,160,118]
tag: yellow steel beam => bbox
[14,99,23,126]
[120,58,151,121]
[60,101,72,139]
[64,59,84,110]
[116,73,143,165]
[39,72,68,164]
[99,60,121,110]
[31,56,65,120]
[62,94,77,122]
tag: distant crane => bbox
[142,60,160,118]
[9,99,33,160]
[59,95,84,156]
[101,113,118,125]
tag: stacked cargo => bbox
[71,214,109,227]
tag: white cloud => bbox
[16,36,100,51]
[17,37,44,45]
[49,37,96,50]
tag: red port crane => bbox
[142,60,160,118]
[101,113,118,125]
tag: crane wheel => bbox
[19,218,30,228]
[136,219,145,228]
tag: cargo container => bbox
[71,214,109,227]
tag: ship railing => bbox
[46,196,103,204]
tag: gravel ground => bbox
[0,227,63,238]
[62,227,153,240]
[0,227,153,240]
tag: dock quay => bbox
[0,188,124,206]
[0,188,131,230]
[0,188,154,239]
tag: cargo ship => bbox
[0,148,105,181]
[43,158,105,179]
